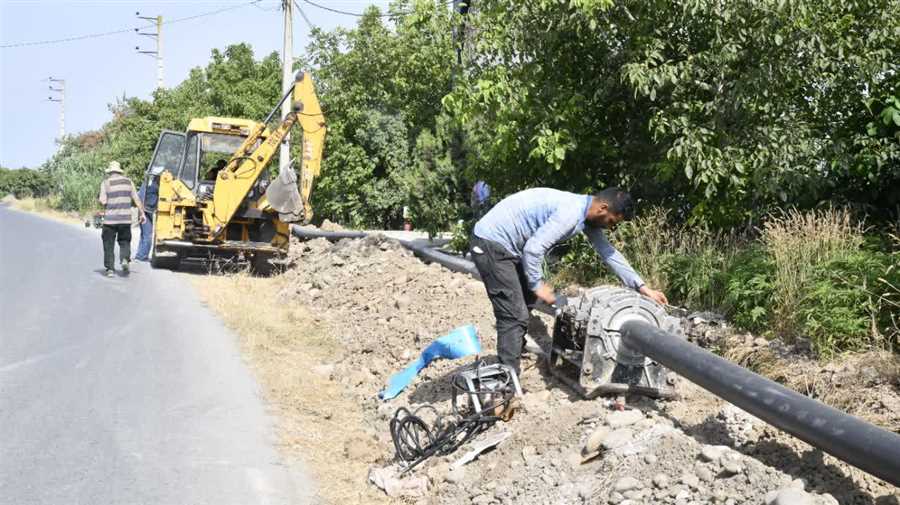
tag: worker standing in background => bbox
[471,180,491,220]
[134,166,163,262]
[205,159,228,181]
[470,187,668,377]
[98,161,145,277]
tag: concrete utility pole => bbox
[135,13,164,90]
[47,77,65,146]
[280,0,293,174]
[452,0,471,66]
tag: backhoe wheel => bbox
[149,213,180,271]
[250,253,275,277]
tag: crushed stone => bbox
[277,234,900,504]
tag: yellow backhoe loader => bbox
[141,71,325,273]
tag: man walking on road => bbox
[98,161,145,277]
[470,187,668,377]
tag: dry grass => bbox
[613,207,675,291]
[760,207,865,340]
[4,195,88,226]
[191,272,388,505]
[881,231,900,344]
[721,334,900,431]
[610,207,741,309]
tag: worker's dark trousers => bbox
[470,236,535,377]
[102,224,132,270]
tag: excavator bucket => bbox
[265,166,305,222]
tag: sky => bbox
[0,0,395,169]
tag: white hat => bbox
[105,161,124,174]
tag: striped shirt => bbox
[98,173,142,225]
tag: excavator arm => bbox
[209,71,326,236]
[288,75,325,222]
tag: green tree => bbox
[300,2,459,228]
[447,0,900,225]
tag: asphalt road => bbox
[0,206,314,505]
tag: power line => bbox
[1,26,135,49]
[164,1,262,26]
[296,0,412,18]
[293,0,318,32]
[0,1,263,49]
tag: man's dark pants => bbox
[102,224,132,270]
[470,236,536,377]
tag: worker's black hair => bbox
[593,187,634,220]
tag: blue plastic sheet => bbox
[379,324,481,400]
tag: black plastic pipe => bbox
[290,225,478,276]
[397,239,481,279]
[290,225,559,313]
[291,226,368,241]
[621,320,900,487]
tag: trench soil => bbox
[194,233,900,505]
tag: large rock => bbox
[601,428,635,451]
[368,466,428,498]
[721,459,744,476]
[696,466,714,482]
[651,473,670,489]
[445,466,466,484]
[680,473,700,490]
[614,477,641,492]
[606,409,645,428]
[699,445,729,462]
[583,426,611,455]
[765,488,814,505]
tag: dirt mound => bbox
[272,235,899,504]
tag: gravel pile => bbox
[277,234,899,504]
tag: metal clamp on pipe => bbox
[620,320,900,487]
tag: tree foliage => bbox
[40,44,283,209]
[448,0,900,225]
[38,0,900,230]
[0,167,52,199]
[303,2,459,228]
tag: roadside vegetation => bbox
[555,208,900,357]
[14,0,899,357]
[191,272,381,503]
[0,166,52,200]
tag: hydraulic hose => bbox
[620,320,900,487]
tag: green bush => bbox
[554,233,616,286]
[723,248,776,333]
[664,247,731,312]
[0,168,52,199]
[448,219,470,255]
[760,208,866,342]
[608,208,674,292]
[400,128,465,238]
[799,250,898,357]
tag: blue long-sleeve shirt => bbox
[473,188,645,291]
[137,175,160,212]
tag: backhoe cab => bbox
[142,71,325,273]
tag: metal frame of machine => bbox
[549,286,685,399]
